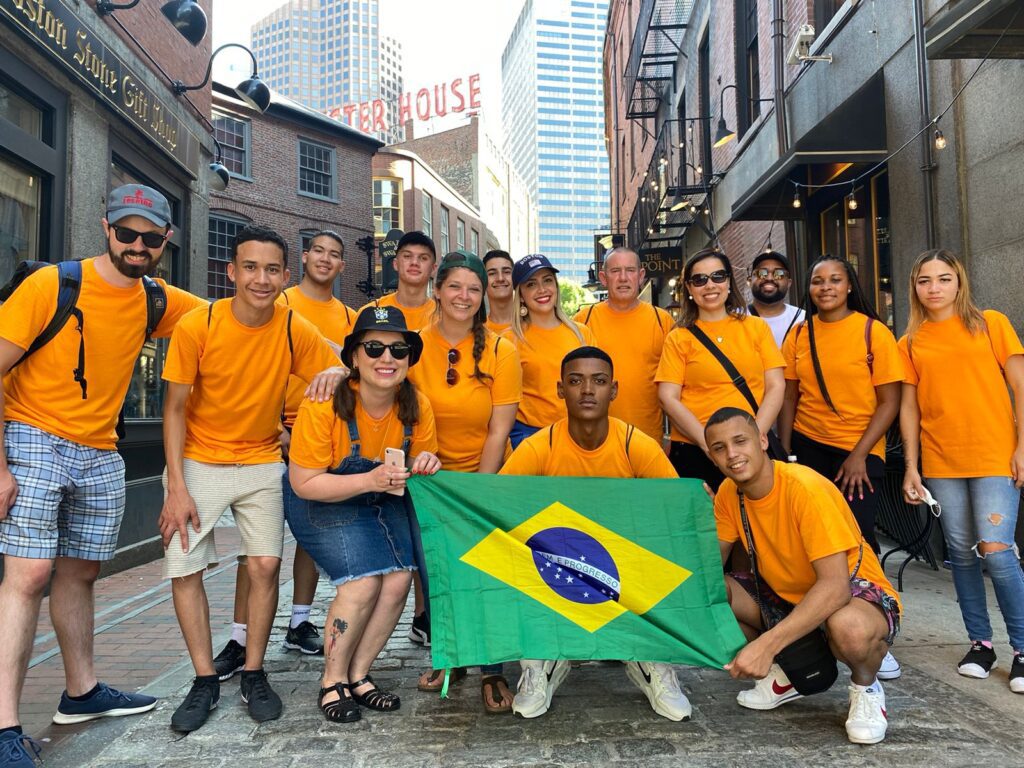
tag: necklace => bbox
[368,407,396,435]
[715,335,724,343]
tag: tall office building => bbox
[501,0,610,282]
[251,0,404,143]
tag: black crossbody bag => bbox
[737,491,863,696]
[687,324,786,460]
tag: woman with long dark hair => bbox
[284,306,441,723]
[777,254,903,681]
[899,249,1024,693]
[656,249,785,489]
[507,254,593,448]
[408,251,522,712]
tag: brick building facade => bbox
[605,0,1024,332]
[210,81,382,310]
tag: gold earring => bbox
[520,305,529,317]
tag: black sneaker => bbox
[407,612,430,647]
[1010,653,1024,694]
[283,621,324,655]
[170,678,220,733]
[958,641,997,679]
[213,640,246,682]
[240,669,282,723]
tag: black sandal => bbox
[350,675,400,711]
[318,682,361,723]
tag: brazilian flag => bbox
[407,472,746,669]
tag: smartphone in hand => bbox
[384,447,406,496]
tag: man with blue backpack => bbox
[0,185,205,767]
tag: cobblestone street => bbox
[26,544,1024,767]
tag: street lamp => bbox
[207,135,230,192]
[96,0,208,46]
[173,44,271,113]
[713,84,775,148]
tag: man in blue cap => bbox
[0,185,207,766]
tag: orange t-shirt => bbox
[0,258,205,450]
[278,287,353,428]
[655,316,785,442]
[715,461,901,610]
[360,293,436,332]
[899,310,1023,478]
[407,324,521,471]
[485,318,511,336]
[783,313,903,459]
[289,387,437,469]
[163,300,337,465]
[505,321,595,428]
[500,417,677,479]
[575,301,674,441]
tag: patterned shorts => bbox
[0,421,126,560]
[730,571,901,646]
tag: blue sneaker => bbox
[52,682,157,724]
[0,731,42,767]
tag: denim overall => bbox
[284,418,417,586]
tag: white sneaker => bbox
[512,659,569,719]
[845,683,888,744]
[625,661,692,721]
[877,651,902,680]
[736,663,803,711]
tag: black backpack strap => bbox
[282,290,290,305]
[625,424,635,457]
[687,324,760,413]
[141,276,167,342]
[548,425,555,449]
[207,300,214,326]
[16,260,83,370]
[286,309,294,362]
[747,304,760,318]
[584,304,595,324]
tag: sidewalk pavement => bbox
[25,542,1024,768]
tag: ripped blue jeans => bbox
[927,476,1024,652]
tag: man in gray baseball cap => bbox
[0,184,206,763]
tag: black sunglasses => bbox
[686,269,730,287]
[110,224,168,249]
[446,348,461,386]
[359,341,412,360]
[753,267,789,281]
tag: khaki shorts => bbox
[162,459,285,579]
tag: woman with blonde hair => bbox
[899,249,1024,693]
[656,248,785,489]
[506,254,594,448]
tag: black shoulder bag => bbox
[687,324,786,459]
[737,491,839,695]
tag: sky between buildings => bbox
[212,0,527,138]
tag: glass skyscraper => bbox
[250,0,404,143]
[501,0,610,282]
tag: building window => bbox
[470,229,479,256]
[298,138,336,199]
[815,0,846,30]
[440,205,450,253]
[0,156,41,278]
[372,178,402,236]
[208,214,249,299]
[421,192,433,237]
[456,219,466,250]
[212,111,251,178]
[736,0,761,135]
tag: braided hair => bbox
[799,254,880,415]
[435,264,493,383]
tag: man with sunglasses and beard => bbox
[0,185,207,765]
[747,252,804,348]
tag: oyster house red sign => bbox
[328,74,481,133]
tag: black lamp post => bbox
[173,44,271,114]
[96,0,208,46]
[355,235,378,298]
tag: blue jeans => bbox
[927,476,1024,652]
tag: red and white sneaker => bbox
[845,684,888,744]
[736,664,803,710]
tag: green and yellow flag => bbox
[407,472,746,669]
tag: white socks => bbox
[852,679,882,695]
[231,622,247,646]
[290,604,312,629]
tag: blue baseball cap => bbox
[512,253,559,288]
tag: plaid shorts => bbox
[0,421,125,560]
[730,571,901,646]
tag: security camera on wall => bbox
[787,24,833,65]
